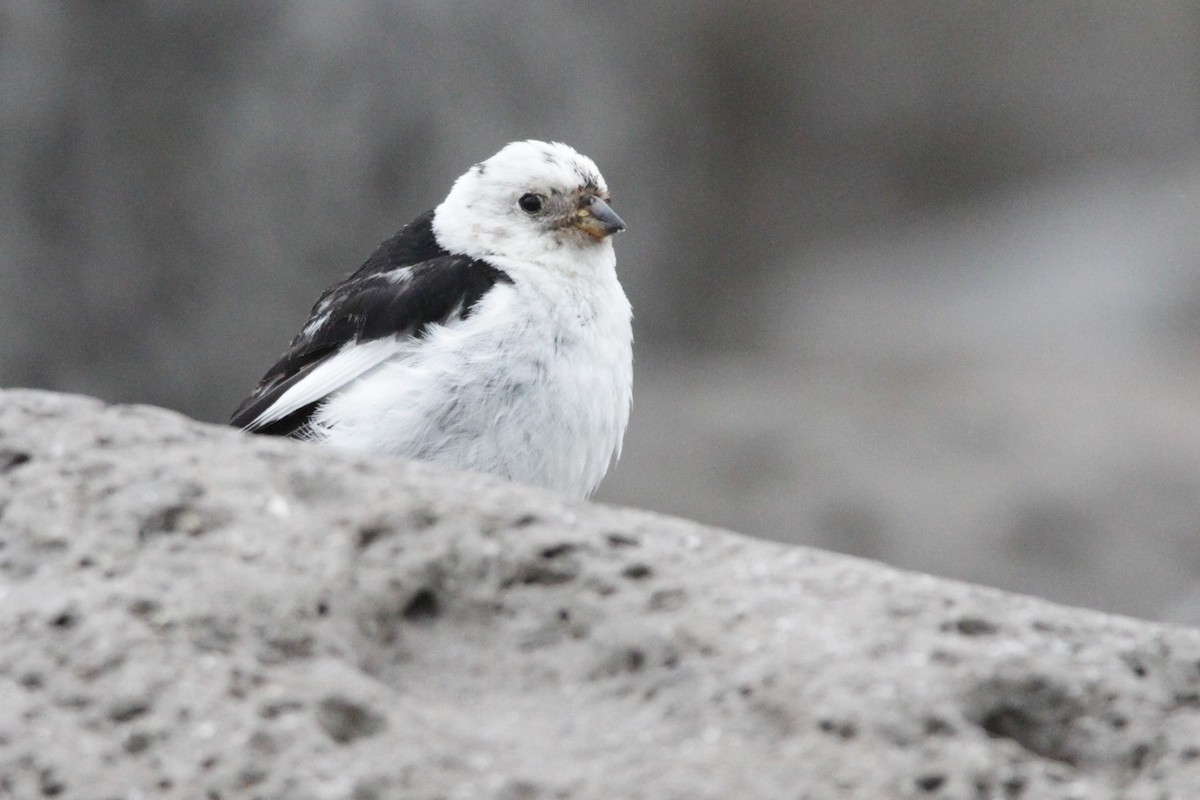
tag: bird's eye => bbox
[518,193,544,213]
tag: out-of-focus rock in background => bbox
[3,3,1200,621]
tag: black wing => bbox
[350,209,448,279]
[231,211,512,436]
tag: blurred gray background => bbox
[4,2,1200,623]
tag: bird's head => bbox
[432,141,625,272]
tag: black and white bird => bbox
[231,140,632,499]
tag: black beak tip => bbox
[589,197,626,235]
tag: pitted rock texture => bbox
[1,389,1199,800]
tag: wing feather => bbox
[232,224,512,437]
[239,338,402,430]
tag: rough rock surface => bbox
[2,389,1199,800]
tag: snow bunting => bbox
[231,141,632,498]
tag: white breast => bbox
[308,261,632,498]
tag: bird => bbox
[230,140,632,499]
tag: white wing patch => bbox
[243,338,407,430]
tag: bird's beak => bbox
[575,196,626,239]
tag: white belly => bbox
[310,276,632,498]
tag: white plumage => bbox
[232,141,632,499]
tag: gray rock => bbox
[2,389,1199,800]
